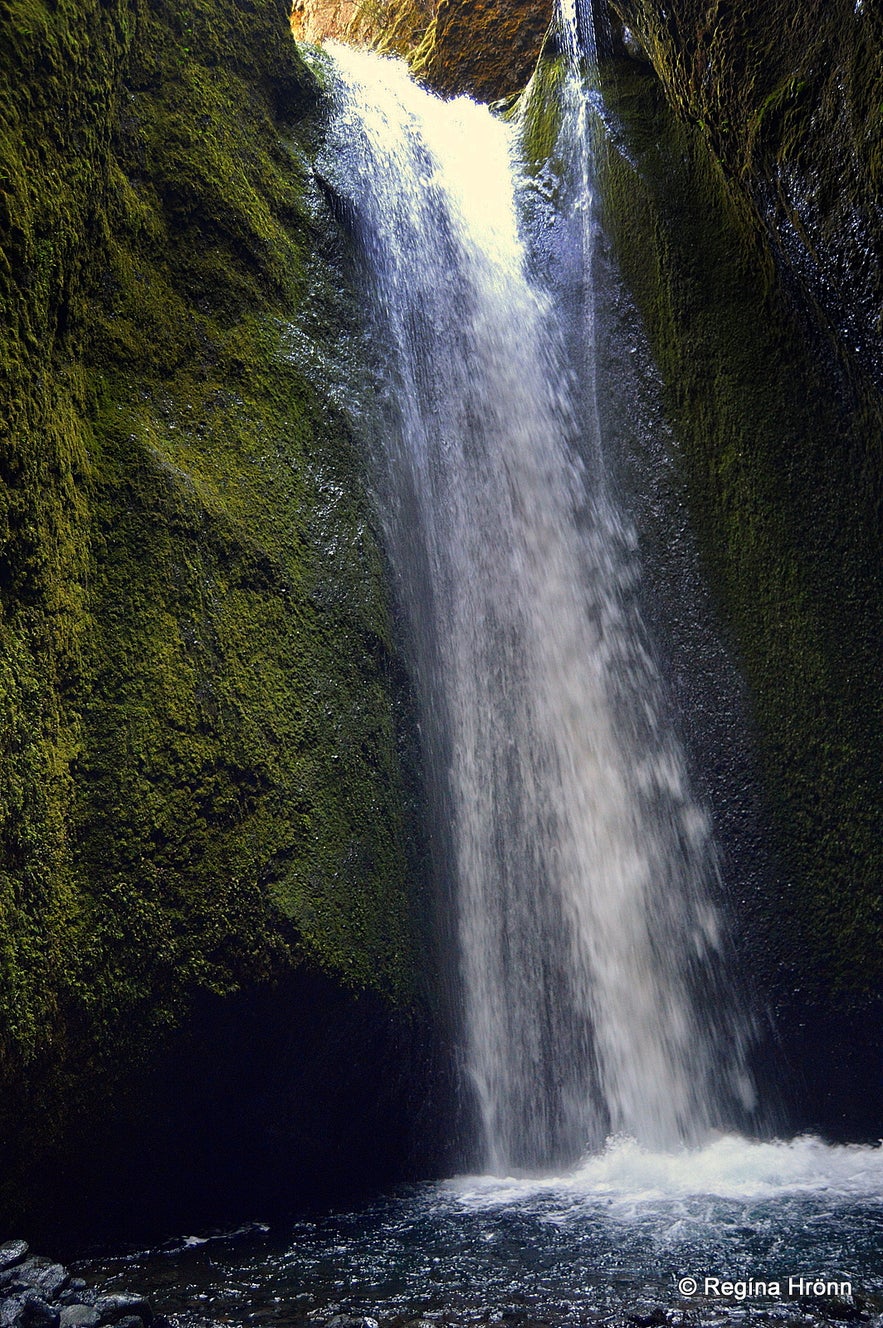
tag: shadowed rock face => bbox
[600,0,883,1016]
[609,0,883,392]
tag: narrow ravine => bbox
[71,12,883,1327]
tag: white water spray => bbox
[320,38,756,1173]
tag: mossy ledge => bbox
[0,0,446,1239]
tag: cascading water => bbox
[319,33,757,1173]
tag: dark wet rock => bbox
[0,1250,28,1276]
[800,1299,866,1322]
[620,24,648,60]
[0,1244,156,1328]
[324,1318,380,1328]
[21,1300,60,1328]
[8,1265,69,1303]
[56,1291,87,1309]
[628,1310,667,1328]
[58,1308,101,1328]
[0,1298,20,1328]
[0,1295,60,1328]
[94,1298,153,1328]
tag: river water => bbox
[84,1136,883,1326]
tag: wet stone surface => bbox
[0,1245,162,1328]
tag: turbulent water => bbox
[84,1137,883,1327]
[319,42,755,1170]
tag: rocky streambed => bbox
[0,1243,156,1328]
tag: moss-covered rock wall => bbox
[0,0,437,1237]
[602,3,881,971]
[519,7,881,1129]
[609,53,878,1007]
[608,0,883,395]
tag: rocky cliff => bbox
[519,0,882,1130]
[608,0,882,395]
[603,0,881,1006]
[415,0,554,101]
[0,0,450,1241]
[291,0,554,101]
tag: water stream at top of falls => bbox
[318,32,757,1174]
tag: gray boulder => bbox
[10,1263,69,1303]
[59,1308,101,1328]
[94,1297,153,1327]
[0,1248,28,1275]
[0,1294,60,1328]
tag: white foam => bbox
[447,1133,883,1208]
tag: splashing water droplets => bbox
[321,38,755,1174]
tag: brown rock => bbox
[418,0,555,101]
[290,0,436,51]
[290,0,554,103]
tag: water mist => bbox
[320,29,756,1174]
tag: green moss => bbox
[1,0,419,1217]
[515,41,569,174]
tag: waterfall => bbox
[319,36,756,1174]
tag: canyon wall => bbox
[0,0,451,1241]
